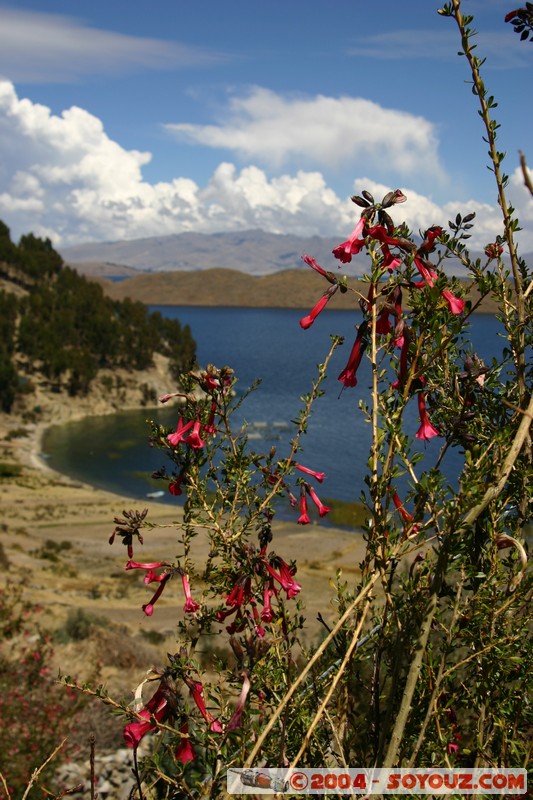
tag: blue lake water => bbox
[43,307,508,515]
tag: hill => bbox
[96,266,501,314]
[0,220,196,414]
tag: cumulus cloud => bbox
[166,86,445,182]
[0,6,229,83]
[0,80,531,254]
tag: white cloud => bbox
[0,6,228,83]
[166,86,445,181]
[0,80,531,255]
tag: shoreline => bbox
[1,393,367,663]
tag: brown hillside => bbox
[96,268,499,313]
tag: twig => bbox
[21,739,68,800]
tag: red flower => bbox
[300,284,338,329]
[294,463,325,483]
[441,289,465,315]
[338,323,368,388]
[297,487,311,525]
[414,256,438,288]
[261,582,275,622]
[305,483,331,517]
[418,226,443,254]
[376,307,392,336]
[227,674,251,731]
[184,678,223,733]
[250,601,266,638]
[142,573,171,616]
[169,473,184,496]
[332,216,366,263]
[225,576,252,608]
[125,560,166,571]
[301,253,329,277]
[167,417,194,447]
[416,392,440,440]
[185,419,205,449]
[175,721,195,764]
[264,558,302,599]
[203,400,218,435]
[216,605,239,624]
[180,572,200,614]
[123,686,168,748]
[391,332,409,390]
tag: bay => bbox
[43,307,508,516]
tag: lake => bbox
[43,307,508,515]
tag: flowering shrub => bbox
[66,3,532,797]
[0,586,84,799]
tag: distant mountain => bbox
[61,228,525,279]
[61,229,353,277]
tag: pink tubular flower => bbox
[332,216,366,263]
[225,576,252,608]
[441,289,465,315]
[227,673,251,731]
[203,400,218,435]
[185,419,205,449]
[185,678,223,733]
[169,473,184,496]
[302,253,329,277]
[264,558,302,599]
[261,582,275,623]
[418,226,443,254]
[123,686,168,748]
[180,571,200,614]
[142,573,171,616]
[216,605,238,624]
[143,569,167,584]
[125,560,166,572]
[414,257,438,288]
[376,307,392,336]
[393,493,411,523]
[305,483,331,517]
[300,284,338,330]
[167,417,194,447]
[382,248,403,272]
[159,391,181,404]
[294,463,325,483]
[250,601,266,638]
[416,392,440,440]
[175,722,195,764]
[338,323,368,388]
[365,224,410,252]
[297,487,311,525]
[391,332,409,390]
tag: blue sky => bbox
[0,0,531,250]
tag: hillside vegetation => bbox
[97,265,501,313]
[0,221,196,413]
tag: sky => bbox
[0,0,532,252]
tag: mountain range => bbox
[60,228,493,279]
